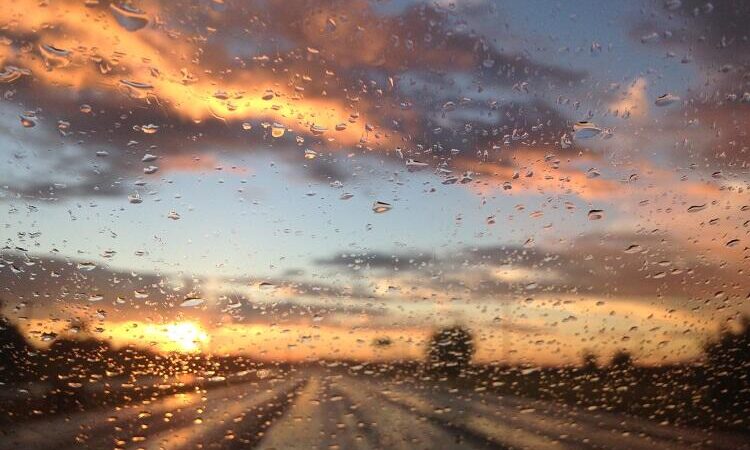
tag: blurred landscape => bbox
[1,0,750,447]
[2,308,749,448]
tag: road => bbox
[0,371,747,450]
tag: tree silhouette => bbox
[372,336,392,348]
[703,315,750,427]
[427,326,474,377]
[0,299,33,382]
[609,350,634,371]
[581,350,598,371]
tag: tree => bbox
[427,326,474,377]
[581,350,598,371]
[703,315,750,427]
[0,299,33,382]
[609,350,634,371]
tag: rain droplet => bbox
[19,114,36,128]
[587,209,604,220]
[271,123,285,138]
[120,79,153,89]
[128,193,143,204]
[120,79,153,99]
[654,93,680,106]
[180,297,204,307]
[0,65,30,84]
[304,149,318,159]
[372,201,392,213]
[262,89,274,100]
[624,244,642,254]
[340,192,354,200]
[406,159,429,171]
[40,332,58,342]
[167,211,181,220]
[310,124,327,135]
[573,121,602,139]
[77,262,97,271]
[726,239,740,247]
[142,153,158,162]
[39,44,71,69]
[141,123,159,134]
[110,3,149,31]
[687,204,706,213]
[560,133,572,148]
[143,165,159,174]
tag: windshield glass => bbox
[1,1,749,449]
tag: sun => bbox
[164,322,209,353]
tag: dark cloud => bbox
[0,249,382,324]
[0,0,586,201]
[317,230,748,308]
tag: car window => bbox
[1,1,749,448]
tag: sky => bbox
[1,0,748,366]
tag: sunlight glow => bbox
[164,322,210,353]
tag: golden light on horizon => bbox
[102,320,210,354]
[163,322,210,353]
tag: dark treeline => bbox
[2,314,749,432]
[0,309,282,424]
[418,322,750,432]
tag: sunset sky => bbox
[1,0,748,366]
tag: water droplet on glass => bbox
[372,201,392,213]
[142,153,158,162]
[654,93,680,106]
[271,123,285,138]
[180,297,204,307]
[340,192,354,200]
[624,244,642,254]
[77,262,97,271]
[310,124,327,135]
[167,211,181,220]
[143,165,159,174]
[120,79,153,99]
[110,3,149,31]
[39,44,71,69]
[687,204,706,213]
[0,65,30,84]
[19,114,36,128]
[141,124,159,134]
[587,209,604,220]
[41,332,58,342]
[406,159,429,171]
[128,193,143,204]
[573,121,602,139]
[726,239,740,247]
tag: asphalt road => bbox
[1,371,747,450]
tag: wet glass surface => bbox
[1,1,749,448]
